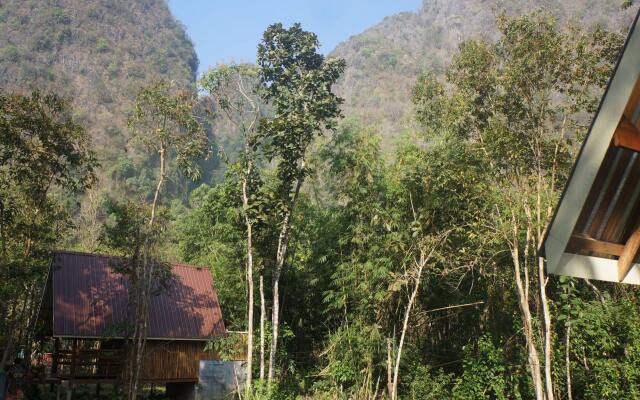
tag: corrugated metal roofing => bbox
[573,143,640,246]
[51,251,226,340]
[568,78,640,251]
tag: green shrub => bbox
[451,336,508,400]
[32,35,53,51]
[96,38,110,53]
[410,366,454,399]
[127,65,146,79]
[51,7,71,24]
[4,45,20,62]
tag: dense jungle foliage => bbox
[3,1,640,399]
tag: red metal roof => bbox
[51,251,226,340]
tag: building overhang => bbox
[544,10,640,284]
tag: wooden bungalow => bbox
[32,250,236,398]
[542,10,640,284]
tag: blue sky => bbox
[167,0,422,75]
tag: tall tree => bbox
[0,90,96,370]
[122,79,209,400]
[200,63,264,391]
[256,22,345,382]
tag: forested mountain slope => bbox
[0,0,197,179]
[331,0,639,146]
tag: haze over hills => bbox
[331,0,640,146]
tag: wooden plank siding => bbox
[41,338,247,384]
[140,341,219,382]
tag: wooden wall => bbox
[46,337,245,383]
[141,341,218,382]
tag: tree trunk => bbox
[259,273,266,381]
[242,162,255,392]
[0,327,15,371]
[131,251,151,400]
[386,338,393,400]
[511,219,544,400]
[391,252,425,400]
[535,170,554,400]
[127,258,147,400]
[0,198,7,260]
[539,257,554,400]
[268,273,280,383]
[148,146,165,228]
[128,144,166,400]
[0,301,19,371]
[583,279,606,307]
[267,167,304,382]
[390,236,441,400]
[565,321,572,400]
[15,289,35,361]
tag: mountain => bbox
[0,0,198,180]
[330,0,640,147]
[1,0,637,175]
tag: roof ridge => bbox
[53,249,117,258]
[53,249,209,270]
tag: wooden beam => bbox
[618,225,640,281]
[566,235,625,256]
[613,117,640,152]
[567,235,640,281]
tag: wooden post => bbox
[70,339,77,380]
[618,225,640,281]
[52,338,59,376]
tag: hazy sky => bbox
[167,0,422,75]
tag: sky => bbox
[167,0,422,76]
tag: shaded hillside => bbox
[0,0,198,178]
[331,0,639,147]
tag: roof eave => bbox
[542,11,640,276]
